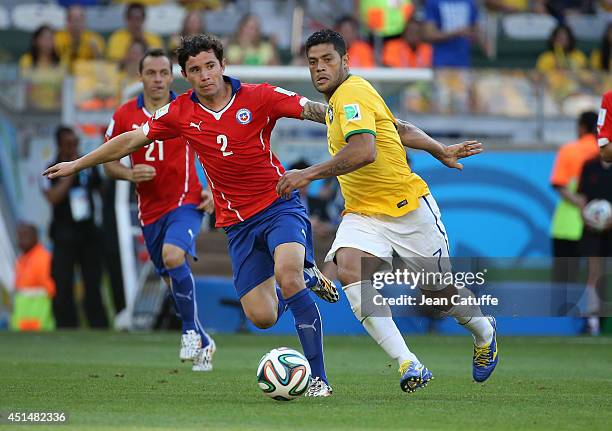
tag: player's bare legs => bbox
[335,247,430,392]
[421,284,494,345]
[162,243,214,370]
[240,277,278,329]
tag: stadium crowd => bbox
[8,0,612,73]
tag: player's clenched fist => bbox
[130,164,156,183]
[43,161,78,179]
[276,169,312,200]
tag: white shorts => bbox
[325,195,451,290]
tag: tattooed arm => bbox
[300,99,482,169]
[276,133,375,199]
[300,100,328,124]
[396,119,482,170]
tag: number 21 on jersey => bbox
[145,141,164,161]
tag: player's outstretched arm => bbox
[300,100,327,124]
[396,119,482,170]
[44,128,152,179]
[276,133,376,199]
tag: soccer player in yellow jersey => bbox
[277,29,499,392]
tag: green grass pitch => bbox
[1,331,611,430]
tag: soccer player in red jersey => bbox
[44,34,481,396]
[103,49,216,371]
[598,90,612,162]
[47,35,338,396]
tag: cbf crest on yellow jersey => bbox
[326,75,429,217]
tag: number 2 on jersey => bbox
[145,141,164,161]
[217,134,233,156]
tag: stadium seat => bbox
[0,6,10,30]
[86,5,124,33]
[11,3,66,32]
[566,14,607,41]
[145,5,186,36]
[501,13,556,40]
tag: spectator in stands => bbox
[55,5,105,72]
[226,14,279,66]
[119,39,147,88]
[42,126,108,329]
[423,0,480,67]
[106,2,163,62]
[336,15,376,68]
[536,24,587,71]
[19,25,61,72]
[359,0,413,38]
[484,0,546,13]
[549,111,600,285]
[11,223,55,331]
[177,0,222,9]
[578,152,612,335]
[590,22,611,71]
[383,18,432,68]
[169,10,205,57]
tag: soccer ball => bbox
[256,347,311,401]
[583,199,612,231]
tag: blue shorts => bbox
[142,204,204,277]
[224,192,315,298]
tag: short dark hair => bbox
[305,29,347,57]
[126,2,145,19]
[578,111,598,135]
[139,48,172,73]
[55,125,75,145]
[176,34,224,71]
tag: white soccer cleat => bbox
[192,338,216,372]
[180,330,202,362]
[304,377,333,397]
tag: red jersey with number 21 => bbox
[105,93,202,226]
[142,76,306,227]
[598,90,612,148]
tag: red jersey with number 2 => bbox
[105,93,202,226]
[142,76,306,227]
[598,90,612,148]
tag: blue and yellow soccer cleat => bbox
[303,265,339,303]
[399,360,433,393]
[472,317,499,383]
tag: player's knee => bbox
[162,247,185,269]
[245,308,277,329]
[274,264,303,292]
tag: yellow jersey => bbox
[106,29,163,62]
[325,75,429,217]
